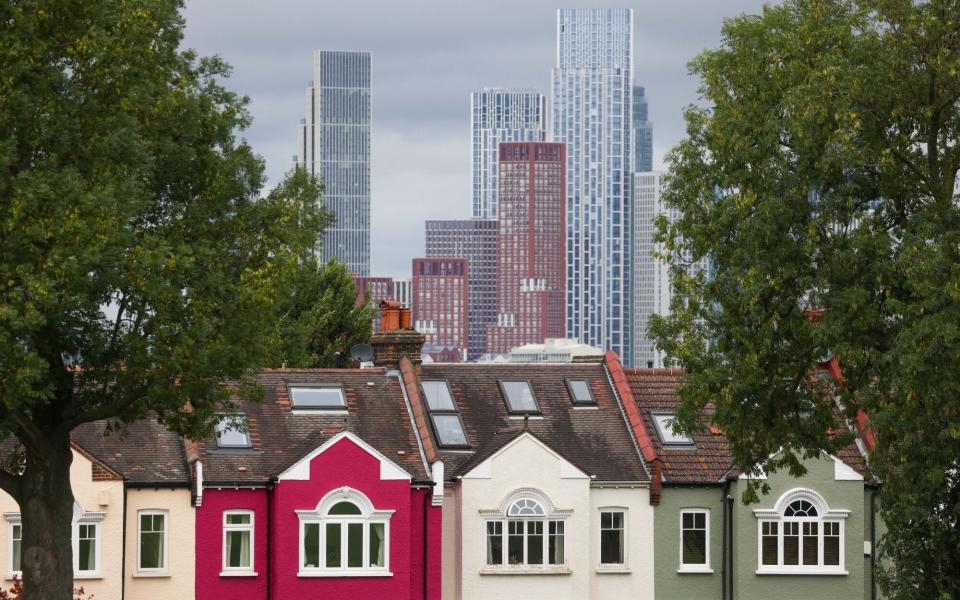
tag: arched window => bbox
[297,487,393,576]
[755,488,848,574]
[482,489,570,570]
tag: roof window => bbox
[499,380,540,414]
[422,380,468,448]
[215,414,251,448]
[289,386,346,410]
[652,413,694,445]
[566,379,595,405]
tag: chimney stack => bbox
[370,300,425,373]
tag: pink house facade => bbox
[191,367,442,600]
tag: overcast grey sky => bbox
[181,0,769,278]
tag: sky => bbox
[181,0,769,278]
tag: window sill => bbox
[298,570,392,578]
[756,568,848,576]
[596,566,632,574]
[74,574,102,580]
[220,570,258,577]
[132,572,170,578]
[480,566,572,576]
[678,566,714,574]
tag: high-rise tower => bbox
[633,86,654,172]
[552,8,634,363]
[471,88,547,220]
[297,50,371,275]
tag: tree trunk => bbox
[20,438,75,600]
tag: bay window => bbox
[483,491,568,571]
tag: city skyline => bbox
[182,0,768,279]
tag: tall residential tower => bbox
[471,88,547,219]
[552,8,634,364]
[633,86,654,172]
[297,50,372,275]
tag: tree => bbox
[268,258,375,368]
[651,0,960,597]
[0,1,325,597]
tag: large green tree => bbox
[651,0,960,597]
[0,1,326,597]
[268,258,375,368]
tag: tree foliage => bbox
[651,0,960,597]
[268,257,375,368]
[0,1,326,597]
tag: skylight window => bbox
[289,386,346,410]
[215,414,251,448]
[499,380,540,414]
[566,379,595,405]
[421,380,468,448]
[652,414,693,445]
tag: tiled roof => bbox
[421,363,649,483]
[625,368,872,484]
[192,369,430,485]
[72,417,190,484]
[0,416,190,485]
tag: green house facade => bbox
[618,366,883,600]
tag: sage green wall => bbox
[730,455,866,600]
[864,488,886,600]
[653,486,725,600]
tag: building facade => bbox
[632,86,654,173]
[296,50,372,275]
[411,258,469,359]
[192,367,442,600]
[393,277,412,309]
[485,142,567,354]
[352,276,396,331]
[413,359,655,600]
[633,171,665,368]
[552,8,635,365]
[425,219,498,359]
[471,88,547,220]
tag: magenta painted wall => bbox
[195,437,442,600]
[196,488,269,600]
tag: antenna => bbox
[350,343,375,364]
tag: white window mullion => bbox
[362,522,369,569]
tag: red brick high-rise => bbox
[485,142,566,354]
[411,258,469,361]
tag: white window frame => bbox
[5,515,21,579]
[73,519,101,578]
[136,510,169,575]
[221,510,256,576]
[597,507,629,571]
[678,508,713,573]
[480,489,571,573]
[296,487,393,577]
[754,488,849,575]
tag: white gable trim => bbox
[460,432,590,481]
[277,431,411,482]
[738,448,863,482]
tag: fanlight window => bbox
[297,488,392,576]
[784,500,817,517]
[507,498,545,517]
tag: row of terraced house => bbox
[0,303,885,599]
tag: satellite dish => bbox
[350,343,375,363]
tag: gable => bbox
[738,449,863,482]
[277,431,411,482]
[461,432,589,481]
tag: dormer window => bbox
[566,380,595,405]
[422,380,469,448]
[499,381,540,414]
[289,386,346,411]
[652,413,693,445]
[215,415,251,448]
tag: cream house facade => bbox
[449,433,654,600]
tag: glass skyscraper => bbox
[471,88,547,219]
[552,8,634,364]
[297,50,371,275]
[633,86,654,172]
